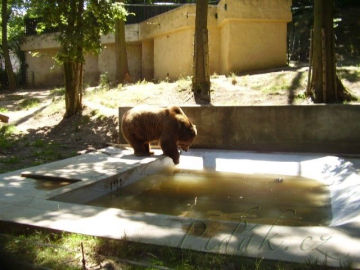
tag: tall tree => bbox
[115,0,130,84]
[192,0,210,104]
[31,0,128,117]
[307,0,354,103]
[1,0,17,91]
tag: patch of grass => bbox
[30,139,46,147]
[116,83,123,90]
[95,113,108,121]
[0,156,20,164]
[176,76,191,92]
[99,72,110,90]
[33,144,63,162]
[22,139,64,163]
[50,87,65,97]
[0,107,8,113]
[295,91,307,100]
[89,109,100,117]
[254,74,289,92]
[86,86,128,108]
[0,125,18,149]
[250,71,308,94]
[211,72,220,78]
[18,97,41,110]
[238,75,250,87]
[136,78,148,85]
[338,67,360,83]
[0,229,98,270]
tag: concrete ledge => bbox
[119,105,360,154]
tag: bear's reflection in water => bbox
[88,169,332,226]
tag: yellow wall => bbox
[154,29,193,80]
[142,40,154,80]
[127,43,142,81]
[21,0,292,87]
[219,23,231,74]
[98,43,142,82]
[221,21,288,73]
[208,25,220,75]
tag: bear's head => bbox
[171,107,197,151]
[178,123,197,151]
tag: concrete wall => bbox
[154,29,194,80]
[98,43,142,82]
[24,48,63,87]
[118,105,360,154]
[217,0,292,74]
[21,0,292,87]
[221,21,287,73]
[141,40,154,80]
[25,49,102,87]
[84,54,100,86]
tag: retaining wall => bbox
[119,105,360,154]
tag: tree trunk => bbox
[307,0,354,103]
[1,0,16,91]
[64,61,83,118]
[192,0,210,104]
[115,0,130,84]
[63,0,84,118]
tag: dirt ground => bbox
[1,66,359,173]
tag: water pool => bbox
[88,169,331,226]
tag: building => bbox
[20,0,292,88]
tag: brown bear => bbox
[121,105,197,164]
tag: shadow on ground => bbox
[0,109,119,173]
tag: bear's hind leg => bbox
[144,143,154,155]
[126,134,152,156]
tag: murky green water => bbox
[88,169,332,226]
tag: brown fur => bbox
[121,105,197,164]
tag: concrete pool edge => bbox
[0,147,360,267]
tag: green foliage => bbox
[0,229,98,270]
[30,0,130,64]
[99,72,110,89]
[295,91,307,100]
[0,0,27,52]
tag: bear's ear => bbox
[170,106,182,115]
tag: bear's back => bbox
[122,105,167,141]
